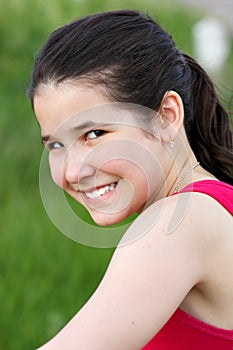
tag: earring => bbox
[169,138,174,149]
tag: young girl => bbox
[28,10,233,350]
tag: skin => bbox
[34,82,233,349]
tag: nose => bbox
[63,145,95,186]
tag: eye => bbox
[47,141,64,150]
[85,129,107,140]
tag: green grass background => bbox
[0,0,232,349]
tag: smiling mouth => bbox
[83,182,118,199]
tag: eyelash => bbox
[47,141,64,150]
[85,129,107,140]
[47,130,107,150]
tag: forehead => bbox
[33,82,109,132]
[33,81,156,138]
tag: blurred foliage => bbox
[0,0,232,349]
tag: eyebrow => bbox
[41,135,51,144]
[72,121,100,131]
[41,121,112,144]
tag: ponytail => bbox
[183,53,233,185]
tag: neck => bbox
[173,161,200,193]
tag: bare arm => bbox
[37,194,212,350]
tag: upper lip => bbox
[71,182,118,193]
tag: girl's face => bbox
[34,82,168,226]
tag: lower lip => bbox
[82,183,118,205]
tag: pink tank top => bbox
[142,180,233,350]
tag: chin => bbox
[90,210,131,227]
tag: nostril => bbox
[69,183,79,191]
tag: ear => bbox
[158,91,184,144]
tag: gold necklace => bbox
[174,162,200,192]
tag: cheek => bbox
[101,159,150,201]
[101,156,158,189]
[101,159,145,181]
[49,154,64,187]
[86,139,153,177]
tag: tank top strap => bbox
[177,180,233,215]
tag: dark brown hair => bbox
[28,10,233,185]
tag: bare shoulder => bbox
[121,190,232,248]
[113,190,232,293]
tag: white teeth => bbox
[85,183,116,199]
